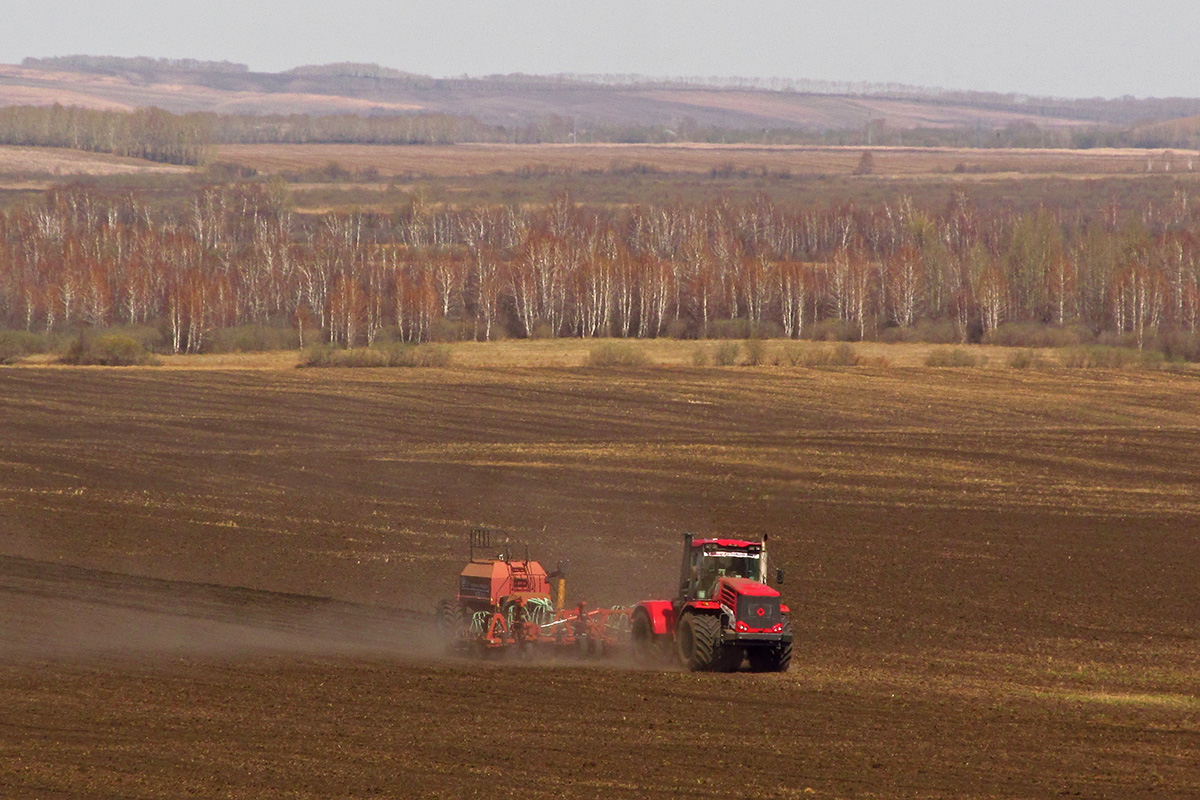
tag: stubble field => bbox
[1,361,1199,798]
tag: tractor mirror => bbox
[776,568,785,584]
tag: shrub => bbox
[816,345,864,369]
[708,318,752,340]
[664,318,690,339]
[429,318,464,343]
[690,347,710,367]
[1059,346,1152,369]
[407,343,453,367]
[853,151,875,176]
[925,348,985,367]
[1007,349,1047,369]
[879,319,961,344]
[302,345,387,368]
[61,333,159,366]
[773,344,806,366]
[1151,331,1200,362]
[0,330,46,364]
[1139,350,1167,370]
[301,344,338,367]
[911,319,961,344]
[345,348,392,367]
[984,322,1091,348]
[749,320,784,339]
[742,339,767,366]
[713,341,741,366]
[104,324,164,352]
[808,319,860,342]
[586,342,650,367]
[772,343,860,367]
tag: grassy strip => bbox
[301,343,452,368]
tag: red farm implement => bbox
[436,529,631,659]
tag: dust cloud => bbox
[0,555,444,662]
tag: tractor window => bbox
[696,551,761,597]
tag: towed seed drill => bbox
[436,529,631,658]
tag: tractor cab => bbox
[679,537,767,601]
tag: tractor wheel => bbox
[748,619,793,673]
[676,613,721,672]
[631,610,657,665]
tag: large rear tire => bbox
[748,619,793,673]
[676,613,721,672]
[631,610,658,665]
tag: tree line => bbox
[8,100,1200,161]
[0,184,1198,355]
[22,56,249,75]
[210,113,502,146]
[0,105,212,165]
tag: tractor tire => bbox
[748,619,793,673]
[631,610,658,665]
[676,613,721,672]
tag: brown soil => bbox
[1,365,1198,798]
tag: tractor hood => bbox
[719,577,780,597]
[716,577,786,633]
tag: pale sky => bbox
[6,1,1199,99]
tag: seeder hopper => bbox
[436,529,631,659]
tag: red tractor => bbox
[632,533,792,672]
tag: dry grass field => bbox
[0,141,1182,187]
[123,338,1190,370]
[1,359,1198,798]
[216,142,1181,180]
[0,141,1195,214]
[214,142,1200,212]
[0,145,189,179]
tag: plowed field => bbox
[2,365,1198,798]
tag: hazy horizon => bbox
[7,1,1200,100]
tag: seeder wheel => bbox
[631,610,663,665]
[436,599,462,637]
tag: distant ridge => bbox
[5,56,1200,133]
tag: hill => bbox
[6,57,1200,133]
